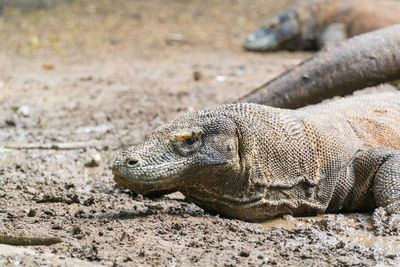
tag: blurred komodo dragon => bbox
[239,24,400,108]
[113,93,400,235]
[243,0,400,51]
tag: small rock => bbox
[239,249,250,257]
[42,64,55,70]
[27,209,36,217]
[17,105,30,117]
[215,75,227,82]
[72,225,83,235]
[25,187,37,195]
[43,209,54,216]
[64,183,75,190]
[193,71,202,81]
[7,212,18,218]
[52,223,63,230]
[138,247,145,257]
[85,153,102,167]
[5,119,16,127]
[165,33,187,45]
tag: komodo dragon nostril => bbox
[127,159,140,167]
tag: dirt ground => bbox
[1,0,400,266]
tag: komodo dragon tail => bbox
[237,24,400,109]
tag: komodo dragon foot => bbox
[372,204,400,236]
[362,147,400,236]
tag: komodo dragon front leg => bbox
[368,148,400,235]
[339,147,400,235]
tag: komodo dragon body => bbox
[243,0,400,51]
[239,24,400,109]
[113,93,400,232]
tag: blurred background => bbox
[0,0,292,59]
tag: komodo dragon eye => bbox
[185,137,196,145]
[172,132,202,156]
[264,17,280,30]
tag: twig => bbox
[0,234,62,246]
[4,141,100,150]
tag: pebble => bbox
[27,209,36,217]
[193,71,202,81]
[5,119,16,127]
[17,105,30,117]
[42,64,55,70]
[26,187,37,195]
[165,33,187,44]
[215,75,227,82]
[239,249,250,257]
[85,153,102,167]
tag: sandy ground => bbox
[1,0,400,266]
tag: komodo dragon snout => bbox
[112,110,244,197]
[243,7,300,51]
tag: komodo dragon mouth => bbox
[112,159,228,194]
[112,160,183,191]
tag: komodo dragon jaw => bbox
[243,7,301,51]
[112,108,246,196]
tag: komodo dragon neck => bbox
[180,106,355,221]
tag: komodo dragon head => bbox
[243,6,302,51]
[113,105,244,198]
[113,104,317,221]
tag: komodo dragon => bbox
[243,0,400,51]
[238,24,400,108]
[113,93,400,234]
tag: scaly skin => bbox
[113,93,400,234]
[238,24,400,108]
[243,0,400,51]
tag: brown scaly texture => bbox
[238,24,400,108]
[113,92,400,234]
[243,0,400,51]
